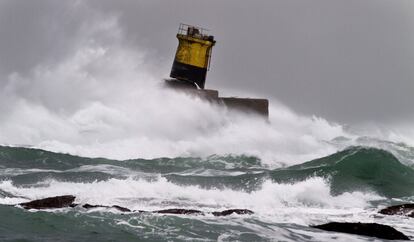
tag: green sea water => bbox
[0,145,413,241]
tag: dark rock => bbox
[379,204,414,218]
[112,205,131,212]
[311,222,410,240]
[19,195,76,209]
[212,209,254,216]
[154,208,204,215]
[18,196,255,217]
[82,203,101,209]
[154,208,253,216]
[82,204,131,212]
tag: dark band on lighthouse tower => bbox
[170,24,216,89]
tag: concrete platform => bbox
[219,97,269,117]
[164,79,269,117]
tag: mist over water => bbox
[0,15,350,166]
[0,10,412,166]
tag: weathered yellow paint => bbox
[174,34,215,69]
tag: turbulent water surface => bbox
[1,14,413,240]
[0,144,413,241]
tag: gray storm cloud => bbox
[1,0,414,124]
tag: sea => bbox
[0,45,413,241]
[0,139,413,241]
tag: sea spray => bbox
[0,10,413,241]
[0,51,345,165]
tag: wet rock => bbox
[19,195,76,209]
[82,203,131,212]
[69,203,78,208]
[212,209,254,216]
[82,203,100,209]
[311,222,410,240]
[379,204,414,218]
[153,208,253,216]
[154,208,204,215]
[112,205,132,212]
[18,196,254,217]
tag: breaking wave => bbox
[0,12,413,241]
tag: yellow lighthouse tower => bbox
[170,24,216,89]
[166,24,269,117]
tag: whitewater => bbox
[0,17,413,242]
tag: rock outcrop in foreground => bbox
[20,195,76,209]
[379,204,414,218]
[20,196,411,240]
[311,222,410,240]
[18,195,253,216]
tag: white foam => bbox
[0,21,347,167]
[0,177,381,213]
[0,175,397,238]
[0,0,411,170]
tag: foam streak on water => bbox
[0,146,413,241]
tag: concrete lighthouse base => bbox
[164,79,269,117]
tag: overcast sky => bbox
[1,0,414,124]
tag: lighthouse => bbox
[170,24,216,89]
[165,24,269,117]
